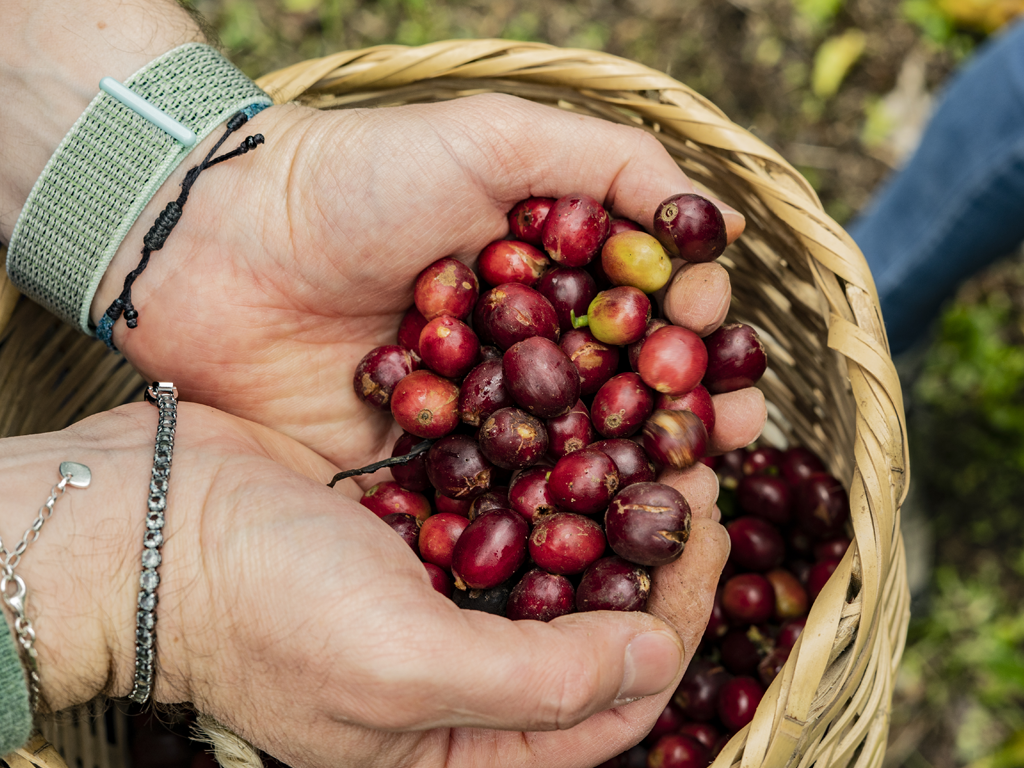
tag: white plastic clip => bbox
[99,77,197,147]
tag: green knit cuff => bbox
[6,43,273,335]
[0,617,31,756]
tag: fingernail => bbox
[615,631,683,704]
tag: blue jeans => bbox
[848,20,1024,355]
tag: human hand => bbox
[91,95,765,473]
[2,400,731,768]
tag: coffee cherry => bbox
[679,723,720,752]
[528,512,606,575]
[795,472,850,539]
[702,323,767,394]
[653,193,727,263]
[776,618,807,651]
[547,448,620,516]
[508,196,556,246]
[717,676,764,732]
[605,482,691,566]
[559,328,620,395]
[468,487,511,520]
[478,240,550,287]
[600,231,672,293]
[414,256,479,321]
[353,345,418,411]
[381,512,421,555]
[451,509,529,590]
[503,337,581,418]
[742,446,783,475]
[736,474,792,526]
[418,512,470,570]
[458,359,514,427]
[425,434,495,499]
[546,400,596,458]
[390,432,431,492]
[591,372,655,438]
[423,562,453,597]
[766,567,809,620]
[647,734,709,768]
[780,446,826,487]
[642,409,708,469]
[627,318,670,371]
[637,325,708,396]
[647,701,687,744]
[537,267,599,332]
[576,556,650,612]
[814,535,851,562]
[807,558,842,601]
[508,466,560,523]
[434,491,472,517]
[506,568,576,621]
[542,193,611,267]
[577,286,651,345]
[590,438,656,487]
[419,316,480,379]
[608,217,644,236]
[359,482,431,523]
[719,628,763,675]
[726,516,785,572]
[656,385,716,436]
[397,305,429,355]
[479,407,549,469]
[474,283,560,349]
[674,658,731,722]
[390,370,460,438]
[722,573,775,624]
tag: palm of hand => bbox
[168,408,726,768]
[108,94,712,469]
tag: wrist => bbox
[0,409,157,711]
[0,0,206,242]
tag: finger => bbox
[374,607,684,733]
[663,261,731,337]
[657,461,720,521]
[647,518,731,664]
[466,95,744,242]
[709,387,767,454]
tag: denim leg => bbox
[848,20,1024,354]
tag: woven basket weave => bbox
[0,40,910,768]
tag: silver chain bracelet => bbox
[129,381,177,704]
[1,461,92,711]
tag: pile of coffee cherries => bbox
[599,443,851,768]
[351,190,767,619]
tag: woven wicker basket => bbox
[0,40,910,768]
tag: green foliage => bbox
[916,300,1024,461]
[899,561,1024,763]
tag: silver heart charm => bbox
[59,461,92,489]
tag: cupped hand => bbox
[92,95,761,472]
[5,398,733,768]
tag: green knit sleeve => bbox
[0,618,32,755]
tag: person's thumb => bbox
[374,600,685,732]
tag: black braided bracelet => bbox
[97,107,267,350]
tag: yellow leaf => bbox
[938,0,1024,32]
[811,29,867,99]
